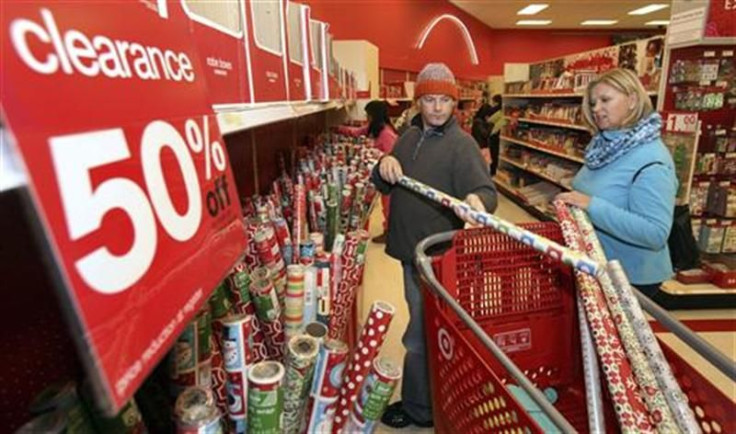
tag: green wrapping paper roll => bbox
[282,335,320,434]
[247,361,285,434]
[325,199,339,252]
[345,357,402,433]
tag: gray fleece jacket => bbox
[371,115,498,262]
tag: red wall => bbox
[304,0,651,79]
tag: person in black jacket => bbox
[371,63,498,429]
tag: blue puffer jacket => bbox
[572,130,677,285]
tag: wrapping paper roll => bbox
[332,301,395,434]
[285,265,306,340]
[308,191,320,235]
[312,194,327,235]
[328,230,370,341]
[299,240,316,265]
[303,339,349,434]
[222,314,257,433]
[209,335,229,418]
[305,322,328,344]
[175,386,223,434]
[248,361,285,434]
[243,217,262,270]
[293,184,307,264]
[339,186,353,233]
[565,205,678,432]
[273,218,294,266]
[553,202,653,433]
[226,262,269,362]
[397,176,602,277]
[310,233,325,254]
[251,272,286,361]
[170,308,213,396]
[302,265,318,327]
[314,254,332,326]
[576,296,606,434]
[283,335,320,434]
[345,357,402,433]
[209,282,232,333]
[254,225,287,300]
[325,199,339,252]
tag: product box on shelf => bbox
[702,262,736,289]
[242,0,289,102]
[285,1,310,101]
[309,18,329,101]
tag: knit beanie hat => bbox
[414,62,459,100]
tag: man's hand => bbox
[555,191,591,210]
[456,193,486,227]
[379,156,403,184]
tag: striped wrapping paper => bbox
[332,301,395,434]
[569,206,688,433]
[553,202,654,433]
[285,265,306,341]
[576,295,607,434]
[397,175,603,277]
[328,230,370,341]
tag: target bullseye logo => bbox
[438,328,454,361]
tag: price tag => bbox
[1,3,246,413]
[663,111,699,134]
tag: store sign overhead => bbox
[1,2,246,414]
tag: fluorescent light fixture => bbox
[645,20,670,26]
[628,4,668,15]
[517,4,549,15]
[516,19,552,25]
[581,20,618,25]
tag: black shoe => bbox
[380,401,434,429]
[372,232,387,244]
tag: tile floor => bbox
[358,194,735,433]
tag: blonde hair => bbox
[582,68,653,133]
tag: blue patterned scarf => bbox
[585,112,662,169]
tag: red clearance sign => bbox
[706,0,736,37]
[0,2,246,412]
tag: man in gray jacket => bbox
[372,63,498,429]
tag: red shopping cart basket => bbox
[416,223,735,434]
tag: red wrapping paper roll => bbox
[293,183,307,264]
[331,301,395,434]
[226,261,268,363]
[328,230,369,341]
[254,224,287,300]
[243,217,261,270]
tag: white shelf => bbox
[215,100,347,135]
[507,116,590,132]
[500,157,572,191]
[500,135,585,164]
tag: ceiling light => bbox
[516,20,552,26]
[645,20,670,26]
[628,4,668,15]
[581,20,618,25]
[517,4,549,15]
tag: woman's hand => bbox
[379,156,403,184]
[556,191,591,210]
[457,193,486,227]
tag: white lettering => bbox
[64,30,99,77]
[10,8,195,83]
[10,16,58,74]
[725,0,735,11]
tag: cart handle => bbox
[415,231,579,434]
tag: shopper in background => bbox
[556,68,676,299]
[487,94,504,176]
[371,62,498,429]
[338,100,398,243]
[471,92,493,149]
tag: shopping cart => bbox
[415,223,735,434]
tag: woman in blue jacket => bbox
[557,68,677,298]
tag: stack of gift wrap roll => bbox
[167,133,407,433]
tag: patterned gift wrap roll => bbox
[332,301,395,433]
[310,232,325,254]
[312,194,327,235]
[307,191,319,234]
[293,183,307,264]
[272,218,293,266]
[251,273,286,360]
[225,263,268,363]
[328,230,370,341]
[345,357,402,433]
[302,265,318,327]
[243,217,262,270]
[325,200,339,252]
[314,253,332,326]
[283,335,320,433]
[222,313,257,433]
[349,183,366,231]
[299,240,316,265]
[285,265,306,340]
[248,361,285,434]
[553,202,653,433]
[254,225,287,299]
[564,206,678,432]
[339,186,353,233]
[305,321,328,344]
[397,175,603,277]
[607,262,701,433]
[209,335,229,418]
[175,386,223,434]
[170,308,213,396]
[209,282,232,333]
[302,339,349,433]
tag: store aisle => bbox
[360,192,735,433]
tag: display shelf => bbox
[503,91,659,99]
[500,157,572,191]
[216,100,347,135]
[493,179,557,222]
[500,135,585,163]
[506,116,590,132]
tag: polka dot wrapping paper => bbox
[396,175,603,277]
[303,339,349,433]
[553,201,653,433]
[328,230,370,342]
[332,301,395,434]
